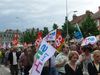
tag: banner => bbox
[74,24,83,42]
[44,30,56,41]
[12,33,19,46]
[55,30,64,52]
[35,32,42,49]
[81,36,97,46]
[30,40,56,75]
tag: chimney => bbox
[73,14,77,20]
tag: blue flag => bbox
[74,24,83,42]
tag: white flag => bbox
[30,40,56,75]
[81,36,97,46]
[44,30,56,41]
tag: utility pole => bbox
[65,0,69,44]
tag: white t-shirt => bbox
[13,52,17,65]
[55,52,68,73]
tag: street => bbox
[0,65,10,75]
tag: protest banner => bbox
[35,32,42,49]
[30,40,56,75]
[12,33,19,46]
[55,30,64,52]
[74,24,83,43]
[44,30,56,41]
[81,36,97,46]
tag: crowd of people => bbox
[0,46,35,75]
[0,40,100,75]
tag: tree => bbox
[62,20,75,39]
[53,23,58,30]
[20,28,36,43]
[42,27,49,37]
[81,14,100,37]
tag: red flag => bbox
[12,33,19,46]
[35,32,42,49]
[55,30,64,52]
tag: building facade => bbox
[71,6,100,28]
[0,29,22,46]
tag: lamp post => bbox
[65,0,77,44]
[65,0,69,43]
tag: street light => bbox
[65,0,77,43]
[65,0,69,43]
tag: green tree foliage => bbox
[42,27,49,37]
[81,14,100,37]
[20,28,36,43]
[62,20,75,39]
[53,23,58,30]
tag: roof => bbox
[71,11,94,25]
[71,14,85,24]
[94,10,100,19]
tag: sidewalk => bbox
[0,65,10,75]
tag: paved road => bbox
[0,65,23,75]
[0,65,10,75]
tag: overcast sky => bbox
[0,0,100,31]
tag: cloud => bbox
[0,0,100,31]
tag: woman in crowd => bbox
[88,50,100,75]
[65,51,83,75]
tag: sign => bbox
[35,32,42,49]
[74,31,83,39]
[74,24,83,43]
[12,33,19,46]
[55,30,64,52]
[74,31,83,43]
[44,30,56,41]
[30,40,56,75]
[81,36,97,46]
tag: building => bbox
[71,10,94,25]
[0,29,22,46]
[94,6,100,30]
[71,7,100,29]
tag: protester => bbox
[19,48,34,75]
[4,48,10,66]
[8,47,19,75]
[0,49,3,66]
[88,50,100,75]
[77,45,93,75]
[65,51,83,75]
[55,45,69,75]
[96,40,100,50]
